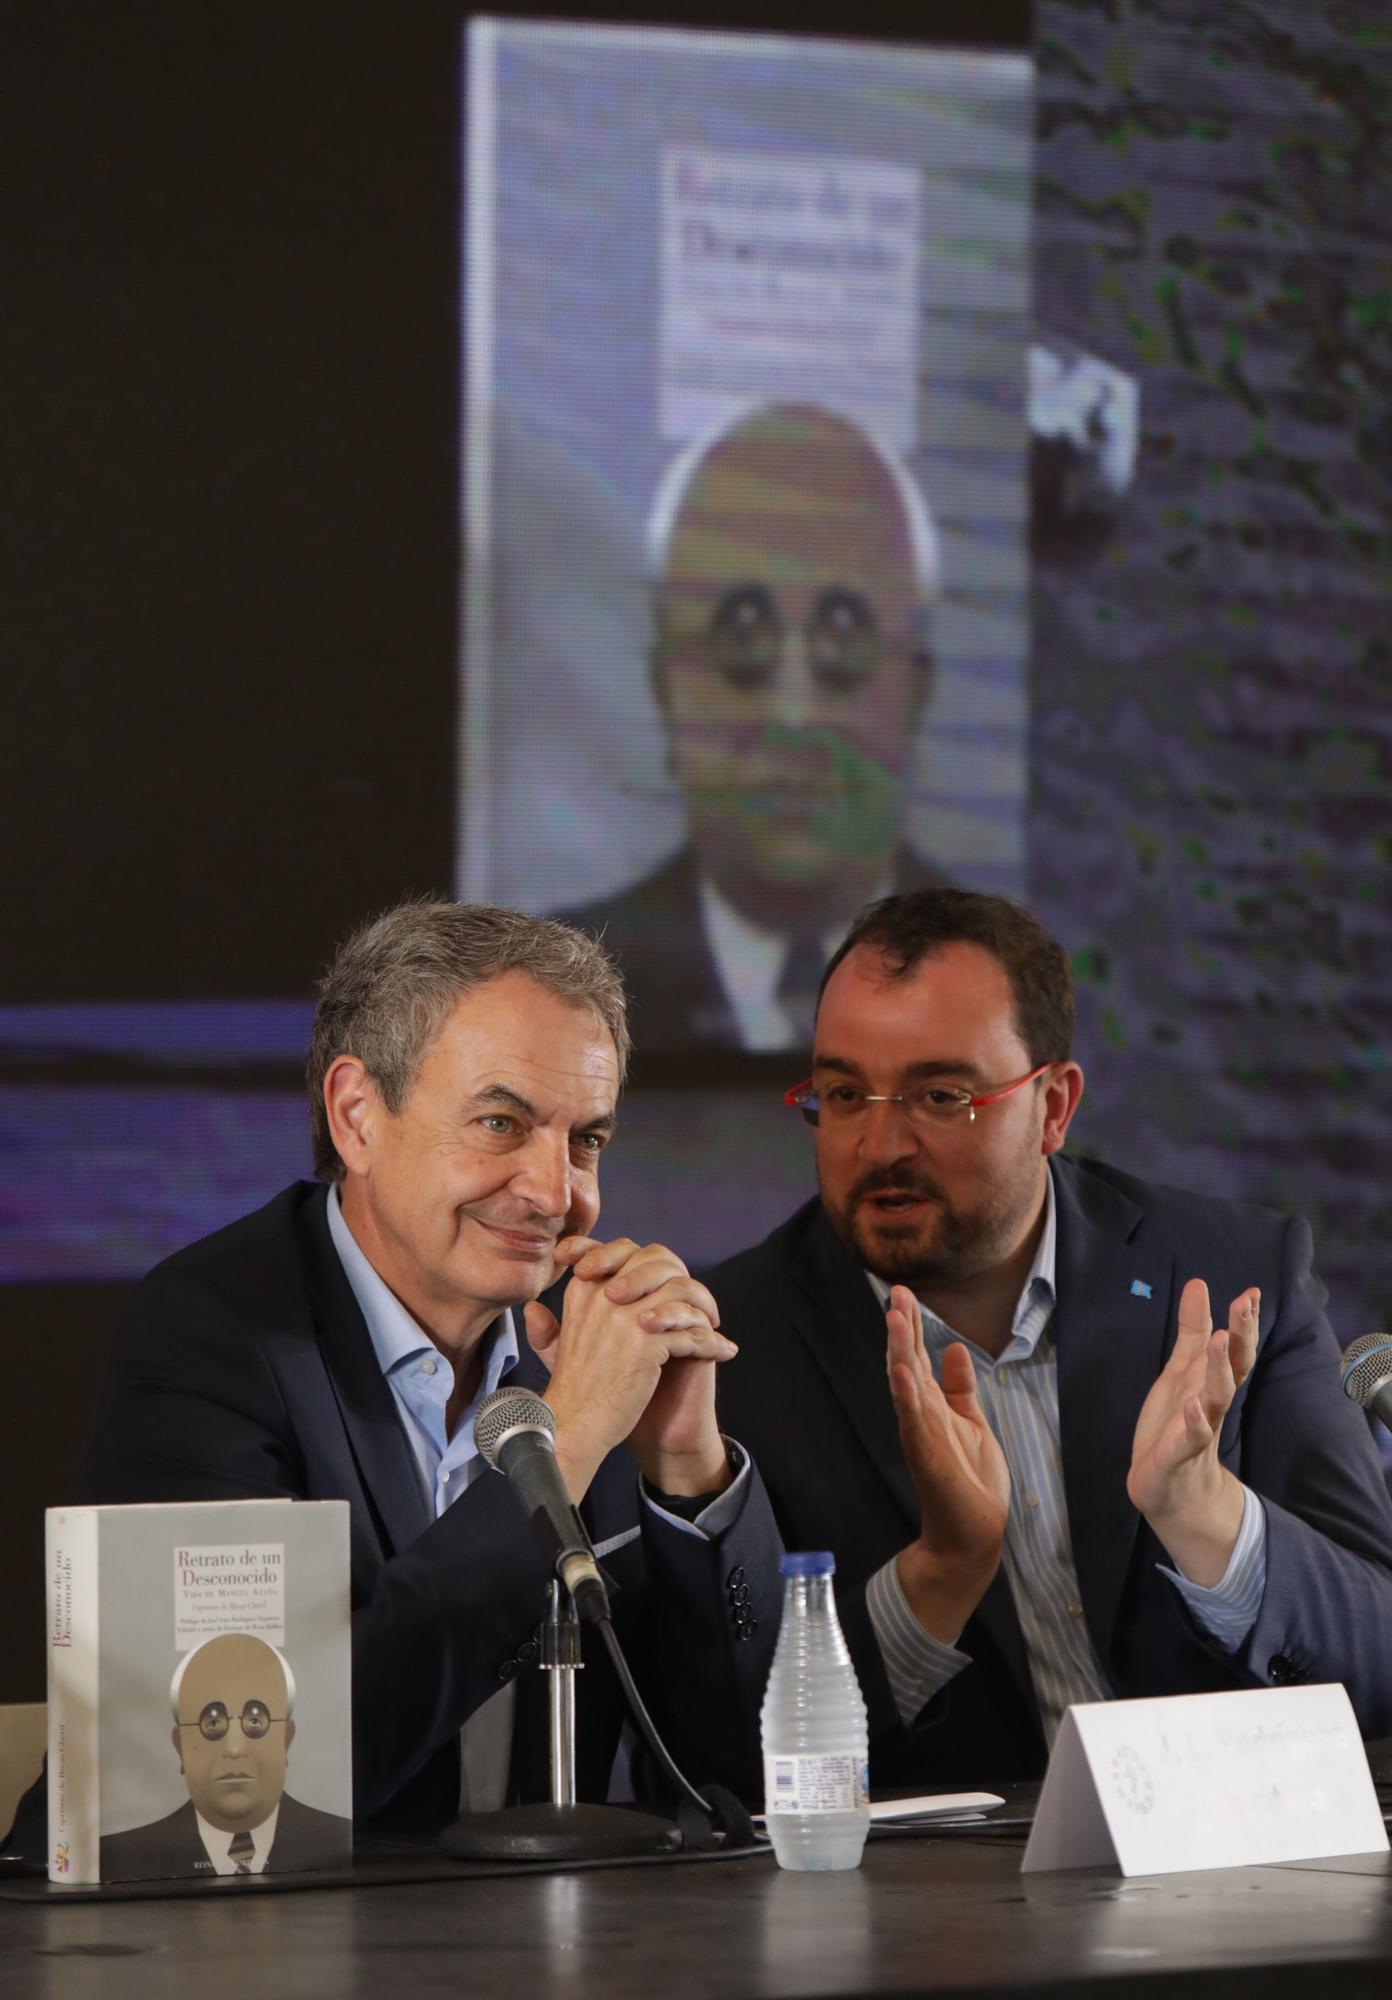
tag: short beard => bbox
[818,1160,1031,1293]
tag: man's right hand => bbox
[525,1237,736,1501]
[886,1283,1010,1646]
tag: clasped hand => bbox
[525,1237,735,1502]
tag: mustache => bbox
[848,1169,948,1209]
[470,1210,566,1242]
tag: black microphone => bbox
[1340,1333,1392,1432]
[474,1386,610,1623]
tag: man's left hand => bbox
[1126,1278,1260,1587]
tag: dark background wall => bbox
[5,0,1389,1702]
[3,0,1032,1703]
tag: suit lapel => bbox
[624,851,742,1052]
[672,857,743,1050]
[789,1214,921,1536]
[789,1212,1036,1706]
[299,1187,433,1560]
[1053,1160,1174,1665]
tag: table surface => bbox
[3,1831,1392,2000]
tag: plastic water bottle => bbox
[760,1551,870,1871]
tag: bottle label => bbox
[763,1753,869,1816]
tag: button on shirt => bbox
[864,1166,1267,1746]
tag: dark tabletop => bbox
[3,1831,1392,1999]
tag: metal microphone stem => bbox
[542,1581,581,1808]
[439,1574,679,1860]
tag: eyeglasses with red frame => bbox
[783,1064,1052,1130]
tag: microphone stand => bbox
[440,1582,682,1861]
[545,1579,580,1808]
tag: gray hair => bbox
[307,900,630,1182]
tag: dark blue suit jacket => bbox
[78,1182,780,1829]
[709,1155,1392,1787]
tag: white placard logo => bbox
[1023,1685,1387,1876]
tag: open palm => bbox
[1127,1278,1259,1520]
[887,1286,1010,1567]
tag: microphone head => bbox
[1340,1333,1392,1411]
[474,1384,556,1469]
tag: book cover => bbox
[47,1499,352,1884]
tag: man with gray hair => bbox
[77,901,780,1833]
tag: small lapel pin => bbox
[1130,1279,1153,1299]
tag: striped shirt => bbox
[865,1166,1266,1744]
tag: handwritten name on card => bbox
[1023,1684,1387,1877]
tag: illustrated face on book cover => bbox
[171,1632,295,1833]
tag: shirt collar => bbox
[696,873,879,1052]
[867,1161,1058,1361]
[195,1802,279,1873]
[326,1183,520,1386]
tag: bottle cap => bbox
[779,1551,835,1576]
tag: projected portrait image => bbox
[461,22,1034,1054]
[560,402,948,1050]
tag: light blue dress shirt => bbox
[326,1187,750,1537]
[864,1165,1267,1744]
[325,1187,750,1809]
[327,1185,521,1514]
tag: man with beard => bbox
[710,888,1392,1788]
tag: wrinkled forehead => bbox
[178,1637,286,1716]
[662,410,919,603]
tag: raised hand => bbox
[525,1237,734,1501]
[1126,1278,1258,1586]
[886,1284,1010,1643]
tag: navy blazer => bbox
[709,1155,1392,1788]
[80,1183,781,1829]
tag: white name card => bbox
[1022,1684,1387,1877]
